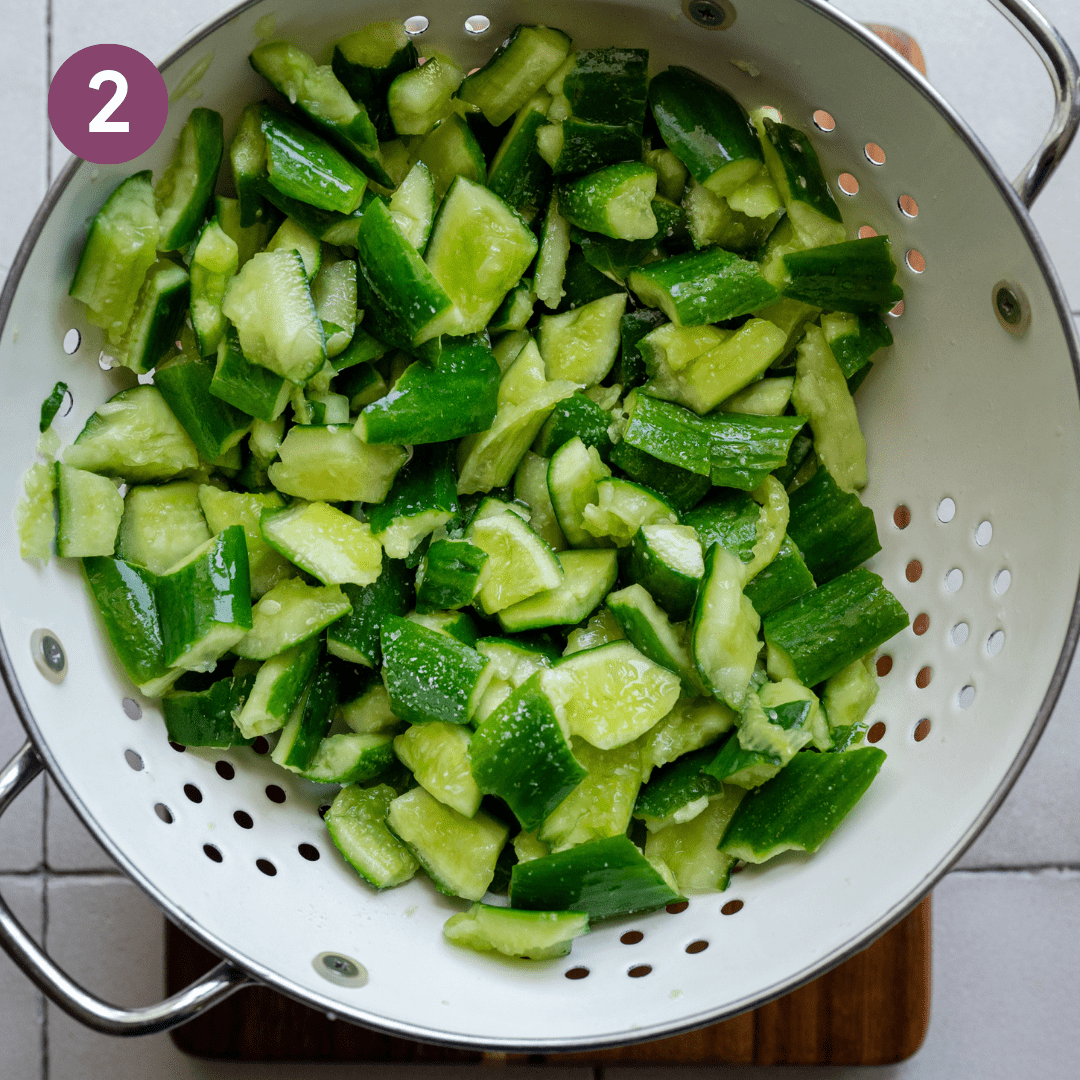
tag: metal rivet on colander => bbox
[992,280,1031,335]
[684,0,734,30]
[313,952,368,987]
[403,14,429,36]
[464,14,490,35]
[31,629,67,684]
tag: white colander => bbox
[1,0,1078,1052]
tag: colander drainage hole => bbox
[265,784,286,804]
[994,569,1011,595]
[122,697,142,720]
[251,737,270,755]
[906,249,926,274]
[124,749,143,772]
[905,560,922,583]
[987,630,1005,657]
[403,14,428,36]
[914,719,932,742]
[889,300,905,317]
[620,930,644,945]
[867,722,886,744]
[837,172,859,196]
[951,622,970,646]
[154,803,173,824]
[318,804,331,819]
[464,14,490,34]
[234,810,253,829]
[203,844,223,863]
[721,900,744,916]
[565,967,589,980]
[898,194,919,217]
[937,497,955,523]
[958,685,976,709]
[299,843,320,862]
[812,109,835,132]
[183,783,202,804]
[975,520,993,546]
[170,741,186,753]
[628,965,652,978]
[893,505,911,529]
[864,142,886,165]
[63,328,81,354]
[858,224,878,239]
[666,900,689,914]
[759,105,782,123]
[257,858,278,877]
[876,654,893,677]
[945,568,964,593]
[912,613,929,636]
[686,940,709,954]
[915,666,932,689]
[215,760,235,780]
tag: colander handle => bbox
[0,740,254,1036]
[994,0,1080,206]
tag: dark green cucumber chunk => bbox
[618,305,668,388]
[509,835,681,919]
[257,102,368,215]
[787,464,881,583]
[634,746,725,828]
[629,246,778,326]
[533,392,613,461]
[155,107,224,252]
[210,325,290,423]
[272,652,340,771]
[764,568,908,687]
[332,21,419,139]
[470,672,587,831]
[356,334,499,445]
[703,730,781,790]
[782,236,904,315]
[683,489,759,562]
[558,161,657,241]
[608,439,710,514]
[380,615,489,726]
[325,555,413,667]
[113,258,190,373]
[415,540,488,612]
[153,345,252,462]
[458,24,572,126]
[822,311,893,379]
[621,390,806,490]
[39,381,68,433]
[487,96,553,211]
[155,526,253,672]
[648,66,763,195]
[81,557,173,695]
[162,669,256,747]
[720,746,886,862]
[236,636,321,738]
[742,537,816,619]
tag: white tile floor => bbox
[1,0,1079,1077]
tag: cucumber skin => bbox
[629,246,779,327]
[608,440,710,514]
[162,672,256,747]
[367,443,458,536]
[280,653,340,771]
[380,615,489,726]
[487,107,553,210]
[358,335,500,445]
[470,673,587,831]
[619,308,668,388]
[416,540,487,612]
[649,66,762,186]
[82,557,169,689]
[326,555,413,668]
[783,236,905,315]
[156,108,225,252]
[683,490,759,563]
[764,568,909,688]
[627,528,700,622]
[719,746,885,861]
[533,392,613,462]
[787,465,881,584]
[509,835,682,920]
[634,746,724,820]
[760,116,842,226]
[743,537,817,619]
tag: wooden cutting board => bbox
[166,896,930,1066]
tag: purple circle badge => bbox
[49,44,169,165]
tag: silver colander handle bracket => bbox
[0,740,253,1035]
[994,0,1080,206]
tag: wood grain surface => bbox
[167,896,930,1065]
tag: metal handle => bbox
[0,741,253,1036]
[991,0,1080,206]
